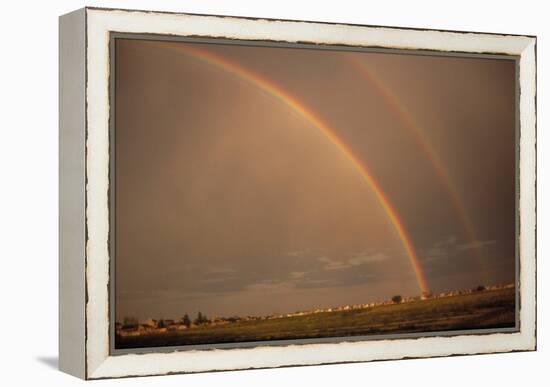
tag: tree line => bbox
[122,311,210,328]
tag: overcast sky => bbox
[114,38,516,321]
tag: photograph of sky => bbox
[114,38,516,322]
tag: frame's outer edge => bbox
[518,39,537,349]
[82,7,537,379]
[59,8,87,380]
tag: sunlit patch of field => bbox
[116,287,515,349]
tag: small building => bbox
[142,318,157,328]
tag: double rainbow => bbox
[348,56,485,278]
[153,41,430,294]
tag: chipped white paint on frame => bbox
[84,8,536,379]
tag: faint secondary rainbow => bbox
[155,41,429,294]
[348,55,486,278]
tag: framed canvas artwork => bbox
[59,7,537,379]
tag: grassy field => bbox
[116,287,515,349]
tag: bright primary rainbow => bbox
[154,41,430,295]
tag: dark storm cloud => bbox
[420,235,514,291]
[122,247,398,296]
[118,247,409,318]
[114,38,516,320]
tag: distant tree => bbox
[475,285,486,292]
[123,316,138,328]
[194,312,202,325]
[182,314,191,328]
[157,319,166,329]
[194,311,209,325]
[391,295,403,304]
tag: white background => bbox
[0,0,546,385]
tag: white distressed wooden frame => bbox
[59,7,537,380]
